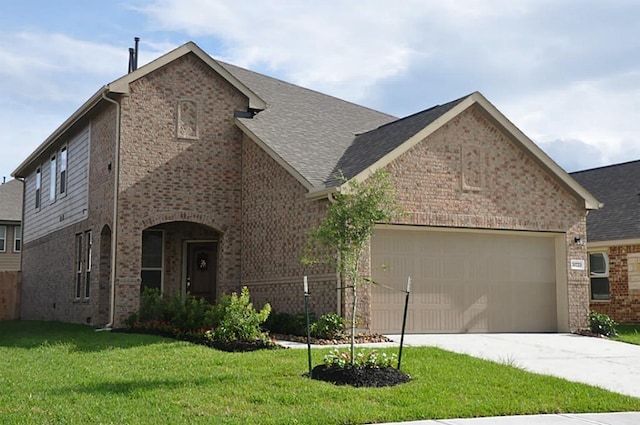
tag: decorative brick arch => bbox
[139,210,227,233]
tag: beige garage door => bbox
[370,228,558,333]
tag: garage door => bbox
[370,228,558,333]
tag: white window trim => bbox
[141,229,164,292]
[75,233,83,299]
[85,230,92,299]
[49,155,57,204]
[59,146,68,197]
[0,225,6,253]
[14,225,21,253]
[35,167,42,211]
[589,252,609,277]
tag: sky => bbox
[1,0,639,182]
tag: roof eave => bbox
[109,42,266,110]
[349,92,601,211]
[12,86,108,178]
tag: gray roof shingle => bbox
[0,179,23,222]
[570,160,640,241]
[221,62,397,188]
[326,96,469,186]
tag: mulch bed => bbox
[311,365,411,387]
[272,333,392,345]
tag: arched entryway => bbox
[141,221,221,302]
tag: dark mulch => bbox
[113,328,280,352]
[273,333,391,345]
[311,365,411,387]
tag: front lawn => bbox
[616,324,640,345]
[1,321,639,424]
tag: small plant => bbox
[310,312,345,339]
[589,311,618,337]
[323,348,397,369]
[206,286,271,343]
[263,311,313,336]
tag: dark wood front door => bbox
[186,242,217,303]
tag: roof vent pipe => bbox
[128,48,135,73]
[134,37,140,70]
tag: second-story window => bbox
[49,155,57,203]
[60,147,67,195]
[35,168,41,210]
[14,225,21,252]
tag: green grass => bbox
[616,324,640,345]
[1,321,639,424]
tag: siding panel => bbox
[23,126,90,243]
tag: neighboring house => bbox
[571,160,640,323]
[0,179,23,271]
[13,41,599,333]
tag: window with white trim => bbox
[14,225,21,252]
[75,233,83,299]
[141,229,163,292]
[59,146,67,195]
[49,155,57,202]
[85,231,92,298]
[35,168,41,210]
[589,252,610,301]
[0,226,6,252]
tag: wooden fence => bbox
[0,271,20,320]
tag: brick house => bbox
[571,160,640,323]
[13,42,599,332]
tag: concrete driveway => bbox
[386,333,640,398]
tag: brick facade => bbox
[17,45,592,331]
[590,245,640,323]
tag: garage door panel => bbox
[371,229,558,333]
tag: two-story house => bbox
[13,42,599,333]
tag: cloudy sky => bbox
[1,0,639,181]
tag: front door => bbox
[186,242,217,303]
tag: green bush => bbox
[263,311,313,336]
[131,287,217,336]
[206,286,271,343]
[589,310,618,337]
[310,312,345,339]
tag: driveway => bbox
[386,333,640,398]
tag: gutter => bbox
[100,92,121,329]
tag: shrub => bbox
[589,310,618,337]
[310,312,345,339]
[323,348,397,369]
[263,312,312,336]
[206,286,271,343]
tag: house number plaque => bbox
[570,259,585,270]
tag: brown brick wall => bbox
[380,106,589,330]
[591,245,640,323]
[113,53,249,325]
[241,134,337,316]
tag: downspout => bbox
[101,91,121,329]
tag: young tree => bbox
[304,169,403,364]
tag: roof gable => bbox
[571,160,640,242]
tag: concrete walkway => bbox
[380,412,640,424]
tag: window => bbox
[75,233,83,299]
[0,226,5,252]
[14,225,21,252]
[35,168,41,210]
[49,155,57,202]
[59,147,67,195]
[85,231,92,298]
[141,230,163,292]
[589,252,610,300]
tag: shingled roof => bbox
[0,179,23,223]
[571,160,640,242]
[221,62,397,189]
